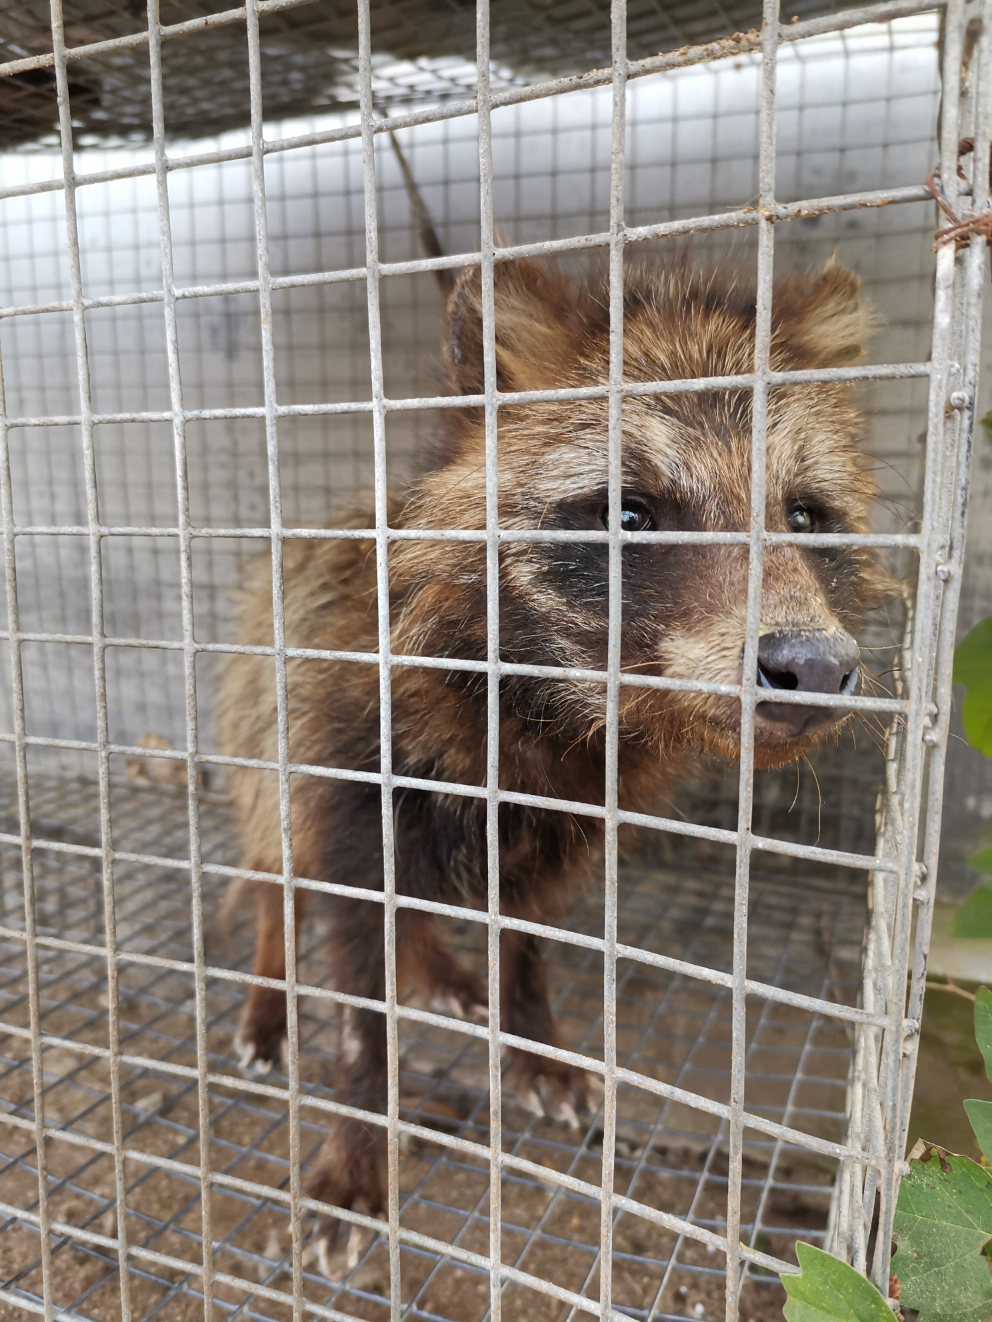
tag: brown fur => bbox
[218,255,885,1256]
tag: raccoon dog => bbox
[219,255,881,1263]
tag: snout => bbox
[754,629,861,737]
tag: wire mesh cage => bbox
[1,1,991,1321]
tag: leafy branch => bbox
[949,614,992,936]
[781,988,992,1320]
[949,413,992,935]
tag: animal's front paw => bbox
[307,1120,388,1279]
[429,967,488,1023]
[233,988,287,1075]
[505,1047,603,1129]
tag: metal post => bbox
[474,6,506,1322]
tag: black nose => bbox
[755,630,861,733]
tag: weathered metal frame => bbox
[827,0,992,1286]
[0,0,987,1317]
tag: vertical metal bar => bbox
[48,4,132,1316]
[357,2,402,1315]
[599,3,626,1318]
[0,305,56,1322]
[870,0,967,1289]
[474,7,504,1322]
[851,612,910,1273]
[725,0,777,1315]
[146,3,216,1315]
[898,0,992,1173]
[243,0,305,1312]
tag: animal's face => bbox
[398,258,884,770]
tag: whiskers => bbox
[801,754,823,844]
[855,663,905,753]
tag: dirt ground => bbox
[1,775,871,1322]
[1,1011,804,1322]
[9,972,979,1322]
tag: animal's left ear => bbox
[444,258,583,395]
[772,262,878,367]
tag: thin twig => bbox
[924,978,977,1002]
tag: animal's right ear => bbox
[773,261,879,367]
[444,258,582,395]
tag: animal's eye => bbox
[621,503,653,533]
[597,497,654,533]
[786,501,815,534]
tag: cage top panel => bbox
[2,0,870,150]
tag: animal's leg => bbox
[500,930,602,1127]
[397,909,487,1022]
[234,877,306,1074]
[307,896,389,1274]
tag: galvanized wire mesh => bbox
[0,0,874,151]
[1,772,871,1322]
[0,1,990,1320]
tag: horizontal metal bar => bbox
[749,833,900,873]
[0,188,935,321]
[0,0,938,89]
[0,0,935,85]
[0,906,889,1028]
[0,190,931,321]
[0,524,924,549]
[787,0,942,37]
[3,1045,873,1197]
[0,0,317,79]
[0,1195,390,1322]
[0,1092,795,1297]
[0,1017,880,1172]
[0,362,933,429]
[0,1283,94,1322]
[0,0,943,207]
[0,633,910,713]
[0,754,904,873]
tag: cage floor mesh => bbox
[0,773,868,1322]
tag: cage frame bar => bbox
[472,5,506,1322]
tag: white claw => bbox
[316,1237,334,1281]
[585,1072,606,1105]
[346,1225,363,1270]
[521,1088,545,1118]
[235,1037,256,1072]
[253,1056,273,1076]
[556,1099,580,1131]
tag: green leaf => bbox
[964,1099,992,1162]
[781,1242,893,1322]
[962,685,992,757]
[955,620,992,756]
[968,846,992,874]
[955,619,992,689]
[892,1142,992,1322]
[950,887,992,938]
[976,988,992,1083]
